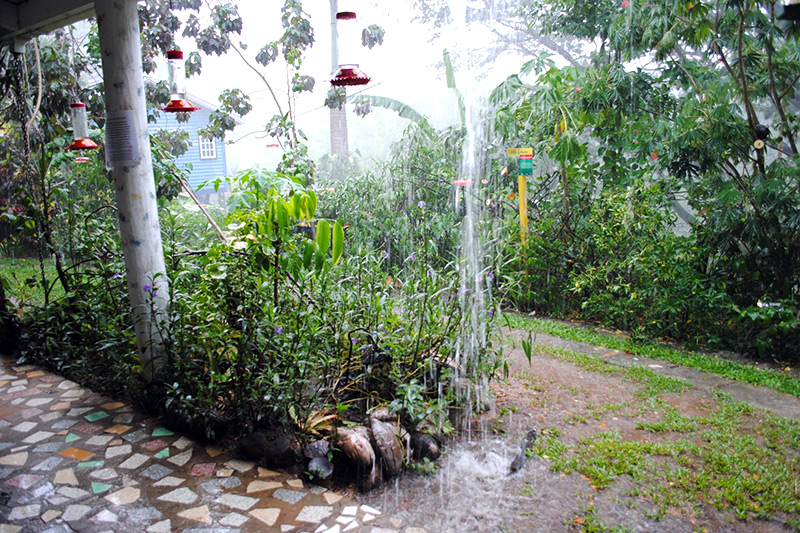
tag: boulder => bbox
[337,427,381,490]
[304,439,330,459]
[369,407,396,424]
[308,457,334,479]
[410,432,441,462]
[509,429,538,474]
[238,431,268,461]
[371,419,404,477]
[263,435,299,467]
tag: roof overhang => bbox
[1,0,95,45]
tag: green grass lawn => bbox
[504,313,800,399]
[1,257,64,306]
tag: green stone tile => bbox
[92,481,112,493]
[152,427,174,437]
[78,460,104,468]
[65,433,80,443]
[85,411,110,422]
[154,448,170,459]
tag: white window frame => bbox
[199,136,217,160]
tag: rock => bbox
[509,429,538,474]
[238,432,268,460]
[369,407,396,424]
[337,427,381,491]
[371,419,403,477]
[304,440,330,459]
[264,436,299,467]
[410,432,441,462]
[308,457,334,479]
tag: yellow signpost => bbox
[507,148,533,246]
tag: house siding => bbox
[149,106,228,194]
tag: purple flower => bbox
[384,251,390,260]
[275,326,282,334]
[112,273,123,279]
[408,252,416,261]
[487,271,495,282]
[151,290,158,297]
[417,200,426,209]
[352,337,358,345]
[488,310,494,318]
[143,284,152,292]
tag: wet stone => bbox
[118,453,149,470]
[22,430,53,443]
[126,507,162,523]
[113,414,135,424]
[51,419,78,430]
[177,505,211,524]
[19,408,44,419]
[105,443,132,459]
[216,493,258,511]
[53,468,78,485]
[17,482,54,504]
[153,475,184,487]
[8,503,41,520]
[62,504,92,521]
[4,473,44,489]
[295,505,333,523]
[73,423,103,435]
[173,436,192,450]
[0,452,28,466]
[94,509,119,522]
[33,442,62,453]
[141,463,173,481]
[140,439,169,452]
[191,463,216,477]
[273,488,306,505]
[11,421,37,433]
[57,486,90,500]
[147,519,172,533]
[168,449,192,466]
[158,487,198,504]
[39,412,61,423]
[85,435,114,447]
[105,487,140,505]
[122,429,148,443]
[220,512,249,527]
[249,508,280,526]
[90,467,118,481]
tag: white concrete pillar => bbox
[95,0,168,380]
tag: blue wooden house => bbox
[148,94,236,203]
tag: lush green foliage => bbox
[491,0,800,360]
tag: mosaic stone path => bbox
[0,356,427,533]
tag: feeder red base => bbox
[67,138,100,150]
[163,99,200,112]
[331,66,371,87]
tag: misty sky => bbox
[173,0,528,173]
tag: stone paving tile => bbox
[274,488,307,505]
[216,492,259,511]
[158,486,199,504]
[0,360,396,533]
[118,452,149,469]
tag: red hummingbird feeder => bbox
[331,6,371,87]
[67,102,99,151]
[163,50,200,113]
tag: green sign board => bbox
[519,155,533,176]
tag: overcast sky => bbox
[173,0,527,173]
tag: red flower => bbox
[621,0,629,6]
[651,151,658,160]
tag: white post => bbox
[95,0,168,380]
